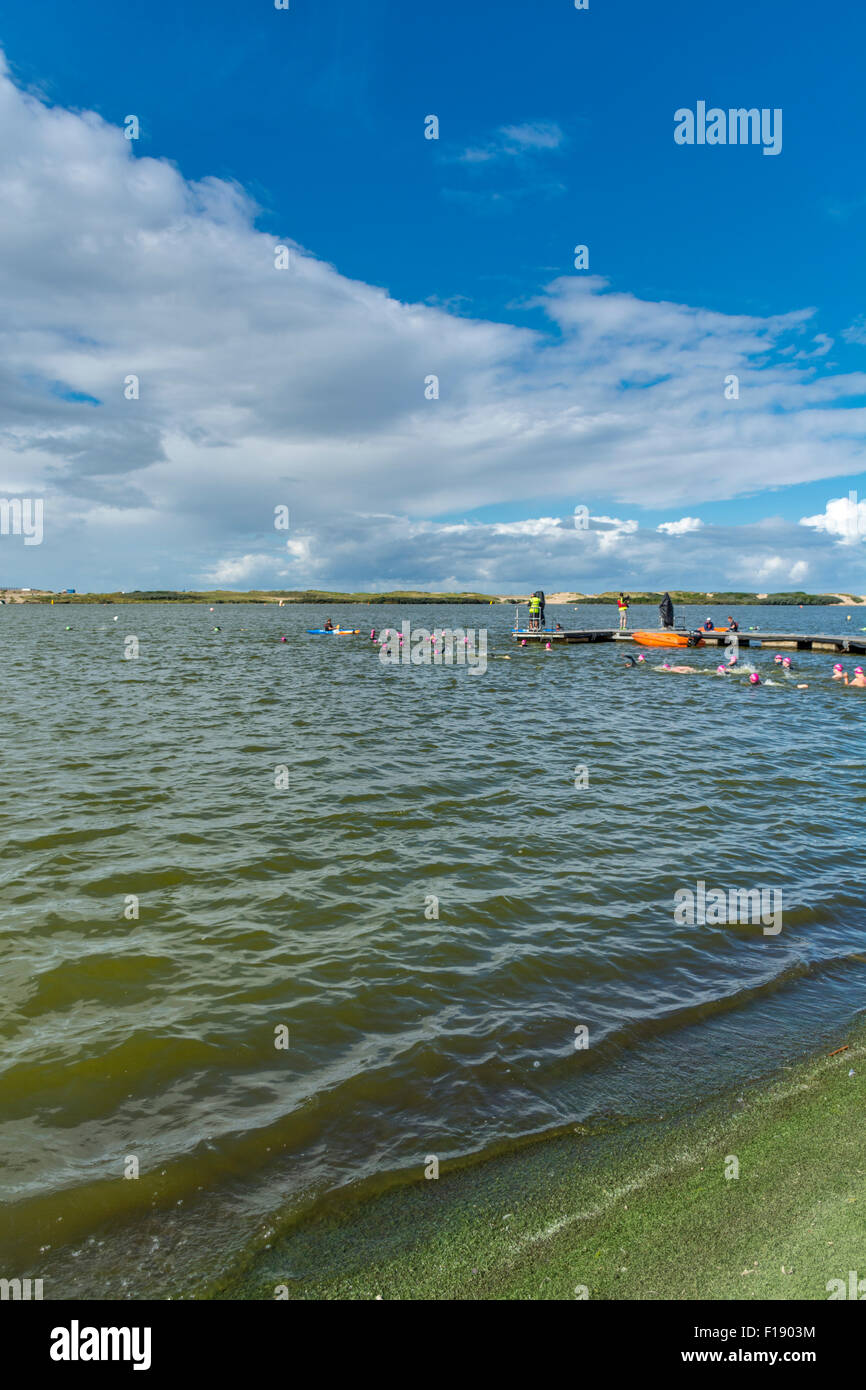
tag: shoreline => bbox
[2,591,863,606]
[220,1021,866,1301]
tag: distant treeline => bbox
[585,591,840,606]
[33,588,845,605]
[37,589,499,604]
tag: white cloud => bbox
[490,517,562,537]
[204,554,285,585]
[0,51,864,594]
[842,317,866,346]
[753,555,810,585]
[657,517,704,536]
[499,122,564,151]
[458,121,564,163]
[799,495,866,546]
[240,512,847,596]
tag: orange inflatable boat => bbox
[631,631,705,648]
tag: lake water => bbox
[2,601,864,1296]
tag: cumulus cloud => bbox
[657,517,704,536]
[751,555,811,585]
[799,495,866,546]
[0,50,864,593]
[237,511,844,597]
[203,554,287,585]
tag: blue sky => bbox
[1,0,865,592]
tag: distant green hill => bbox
[32,588,499,605]
[582,590,841,606]
[25,587,853,605]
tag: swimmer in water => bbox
[844,665,866,687]
[832,663,845,679]
[781,656,793,672]
[661,661,698,673]
[749,673,761,685]
[621,655,637,667]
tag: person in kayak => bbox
[324,619,334,631]
[703,617,714,631]
[617,593,630,630]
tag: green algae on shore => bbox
[221,1027,866,1301]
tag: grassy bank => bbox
[221,1026,865,1300]
[22,589,499,605]
[9,588,857,605]
[576,590,843,606]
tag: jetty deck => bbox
[512,628,866,654]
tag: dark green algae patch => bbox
[218,1026,866,1301]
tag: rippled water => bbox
[2,602,865,1293]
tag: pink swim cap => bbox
[545,642,552,650]
[833,663,843,671]
[520,639,526,646]
[717,664,726,673]
[856,667,864,675]
[280,636,287,642]
[749,673,760,684]
[637,654,646,662]
[662,661,671,669]
[782,657,791,666]
[774,654,782,662]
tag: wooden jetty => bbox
[512,627,866,654]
